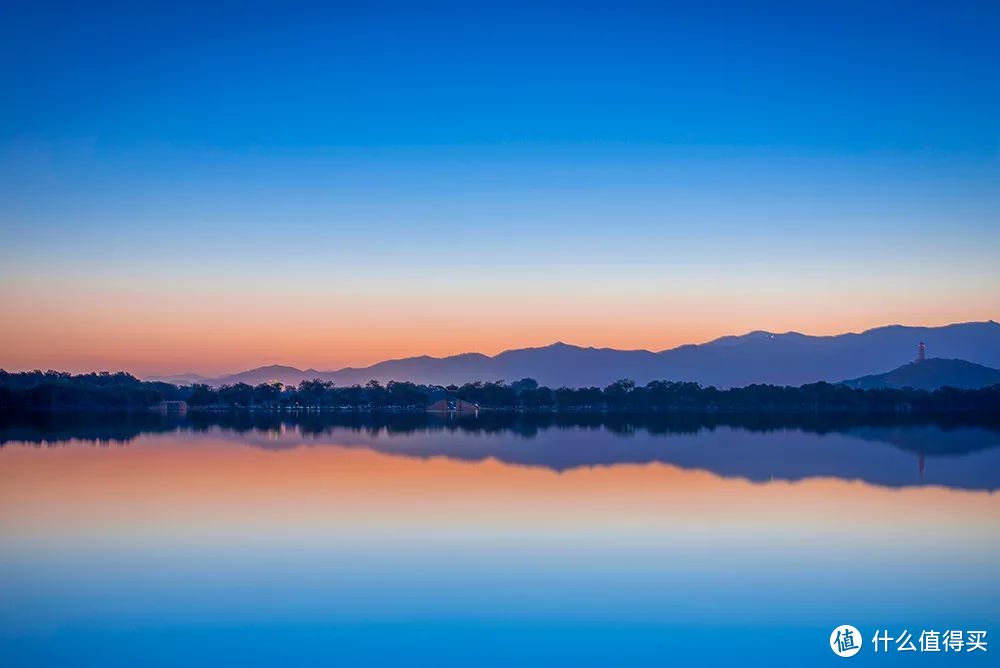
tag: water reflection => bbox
[0,413,997,667]
[2,412,999,490]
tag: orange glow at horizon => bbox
[1,274,996,376]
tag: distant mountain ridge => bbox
[842,358,1000,391]
[146,320,1000,389]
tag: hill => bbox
[842,358,1000,391]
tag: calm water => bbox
[1,414,998,666]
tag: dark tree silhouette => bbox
[1,369,999,416]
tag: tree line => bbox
[2,369,999,414]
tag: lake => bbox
[1,413,997,666]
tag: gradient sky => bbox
[2,0,999,375]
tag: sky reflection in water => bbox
[1,417,997,666]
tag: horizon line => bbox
[11,318,992,380]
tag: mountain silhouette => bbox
[150,320,1000,388]
[842,358,1000,390]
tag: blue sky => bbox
[4,1,999,150]
[1,0,998,373]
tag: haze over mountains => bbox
[146,321,1000,389]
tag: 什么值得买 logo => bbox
[831,625,862,658]
[830,625,987,656]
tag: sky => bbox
[1,0,999,375]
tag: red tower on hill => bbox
[917,341,926,363]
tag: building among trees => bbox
[426,388,478,413]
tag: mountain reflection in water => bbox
[3,412,998,491]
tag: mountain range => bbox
[146,320,1000,389]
